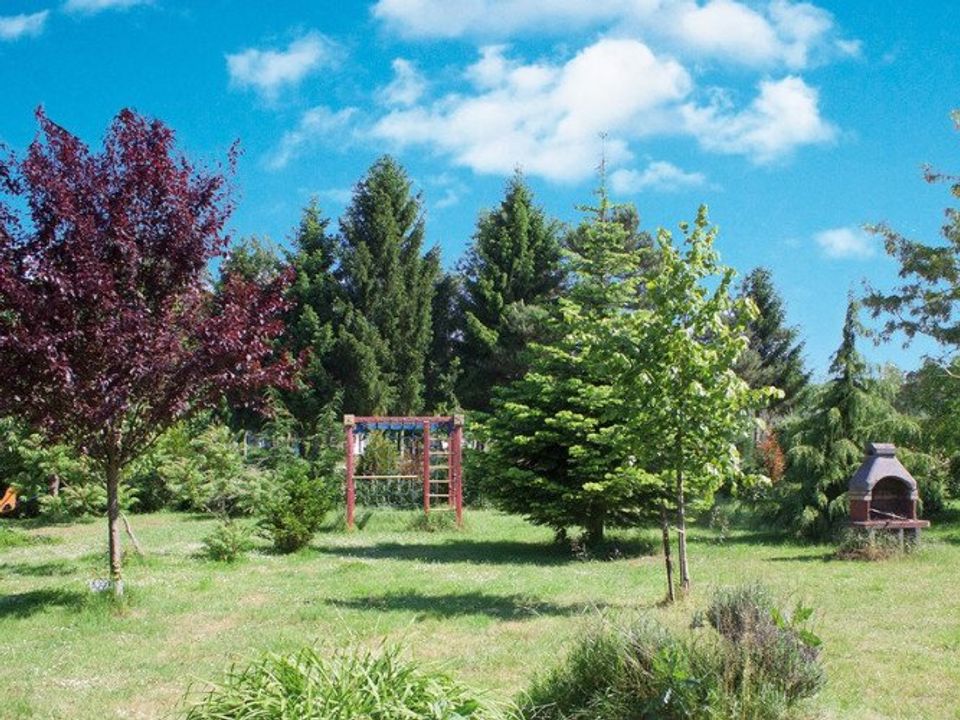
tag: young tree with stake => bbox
[610,208,777,597]
[0,109,291,594]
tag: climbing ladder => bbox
[427,445,452,507]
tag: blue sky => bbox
[1,0,958,377]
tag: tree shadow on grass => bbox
[764,552,836,563]
[315,538,654,566]
[326,590,612,621]
[4,560,76,577]
[0,588,86,619]
[693,529,796,547]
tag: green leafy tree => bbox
[611,208,776,595]
[336,156,439,414]
[457,172,564,411]
[899,358,960,492]
[865,110,960,350]
[480,192,660,545]
[769,301,940,539]
[736,267,810,413]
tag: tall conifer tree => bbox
[425,271,462,411]
[284,200,342,431]
[336,156,439,414]
[736,267,810,413]
[480,191,660,545]
[458,172,564,411]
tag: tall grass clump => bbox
[521,583,823,720]
[183,646,502,720]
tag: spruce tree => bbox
[480,191,660,545]
[283,201,342,431]
[336,156,439,414]
[736,267,810,413]
[771,300,927,538]
[457,172,564,411]
[425,272,462,411]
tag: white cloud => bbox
[317,187,354,205]
[266,106,358,170]
[227,32,336,100]
[814,227,875,259]
[372,0,857,70]
[610,161,706,193]
[372,40,691,182]
[682,76,835,163]
[64,0,150,13]
[379,58,427,107]
[372,0,626,39]
[0,11,49,40]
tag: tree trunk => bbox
[106,455,123,597]
[660,505,675,603]
[676,467,690,595]
[585,515,604,546]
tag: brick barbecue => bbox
[849,442,930,542]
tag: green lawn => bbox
[2,508,960,720]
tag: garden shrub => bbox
[182,646,501,720]
[521,584,824,720]
[357,430,400,477]
[257,460,335,553]
[703,584,824,705]
[202,519,254,562]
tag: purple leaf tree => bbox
[0,109,292,593]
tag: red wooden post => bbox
[422,421,431,516]
[453,414,464,527]
[344,415,356,530]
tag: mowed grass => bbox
[2,508,960,720]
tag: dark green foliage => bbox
[257,460,335,553]
[202,519,254,562]
[522,585,823,720]
[425,272,463,412]
[865,110,960,348]
[336,156,439,414]
[767,302,943,538]
[283,202,343,431]
[457,173,564,412]
[736,267,810,414]
[182,646,499,720]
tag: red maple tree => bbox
[0,109,292,592]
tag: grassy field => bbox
[2,508,960,720]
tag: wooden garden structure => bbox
[344,414,464,529]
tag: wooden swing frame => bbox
[343,414,464,529]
